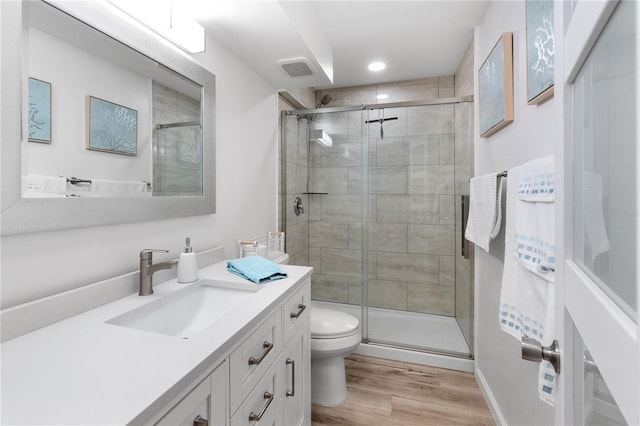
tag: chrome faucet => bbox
[139,249,177,296]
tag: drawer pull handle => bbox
[248,341,274,365]
[286,358,295,397]
[248,391,274,422]
[290,304,306,319]
[193,415,208,426]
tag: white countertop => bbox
[1,261,312,425]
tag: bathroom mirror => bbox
[1,0,216,234]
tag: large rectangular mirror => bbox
[1,0,215,234]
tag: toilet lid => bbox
[311,308,360,339]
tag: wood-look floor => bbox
[311,354,495,426]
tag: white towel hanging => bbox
[464,172,505,252]
[91,179,147,193]
[499,160,557,407]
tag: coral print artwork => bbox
[86,96,137,155]
[526,0,554,105]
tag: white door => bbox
[561,0,639,424]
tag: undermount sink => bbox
[106,279,262,338]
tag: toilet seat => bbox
[311,308,360,339]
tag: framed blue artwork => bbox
[28,77,52,143]
[478,32,514,138]
[526,0,555,105]
[85,96,137,155]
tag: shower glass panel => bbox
[363,103,471,356]
[154,122,203,196]
[284,98,474,358]
[305,109,366,304]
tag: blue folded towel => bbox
[226,256,288,284]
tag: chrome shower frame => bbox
[285,95,476,366]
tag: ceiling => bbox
[181,1,489,91]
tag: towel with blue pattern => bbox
[500,162,557,407]
[227,256,288,284]
[517,156,555,202]
[514,156,556,281]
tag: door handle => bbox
[521,337,561,374]
[584,351,600,376]
[461,195,470,259]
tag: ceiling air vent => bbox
[277,57,316,77]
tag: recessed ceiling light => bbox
[377,94,389,100]
[368,62,386,72]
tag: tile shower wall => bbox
[283,113,310,266]
[317,76,455,106]
[306,97,461,317]
[152,81,202,196]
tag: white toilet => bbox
[310,306,361,406]
[272,253,360,406]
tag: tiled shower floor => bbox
[312,300,470,355]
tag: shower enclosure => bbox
[283,97,474,361]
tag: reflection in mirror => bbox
[152,82,203,196]
[1,0,215,235]
[23,0,203,198]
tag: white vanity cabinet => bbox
[153,277,311,426]
[280,284,311,426]
[230,358,281,425]
[156,361,228,426]
[0,260,312,426]
[230,310,282,415]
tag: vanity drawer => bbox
[282,280,310,345]
[230,309,282,415]
[230,358,280,426]
[155,361,227,426]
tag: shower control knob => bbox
[293,196,304,216]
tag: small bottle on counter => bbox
[177,237,198,283]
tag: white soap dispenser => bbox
[177,237,198,283]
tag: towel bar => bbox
[66,176,151,189]
[468,171,507,182]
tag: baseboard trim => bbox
[475,365,507,426]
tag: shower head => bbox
[316,95,332,108]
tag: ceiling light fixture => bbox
[377,94,389,100]
[108,0,206,53]
[368,62,386,72]
[158,15,206,53]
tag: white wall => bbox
[473,1,559,424]
[27,28,152,182]
[1,29,278,309]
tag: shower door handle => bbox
[461,195,470,259]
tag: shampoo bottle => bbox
[177,237,198,283]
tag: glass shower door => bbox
[284,100,474,359]
[363,103,472,356]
